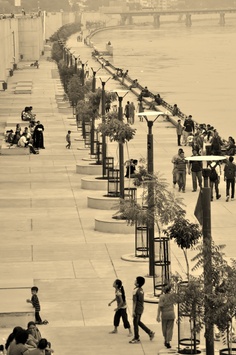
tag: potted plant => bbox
[97,115,136,144]
[163,214,202,280]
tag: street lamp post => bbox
[100,77,110,176]
[91,67,101,93]
[137,111,164,277]
[74,57,78,74]
[115,90,129,199]
[185,155,224,355]
[81,61,87,86]
[89,67,101,156]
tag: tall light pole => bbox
[137,111,164,277]
[185,155,224,355]
[91,67,101,93]
[74,56,78,74]
[115,90,129,199]
[100,77,111,177]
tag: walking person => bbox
[209,161,221,201]
[157,285,175,349]
[129,276,155,344]
[175,151,187,193]
[108,279,132,337]
[188,148,202,192]
[224,156,236,202]
[176,119,183,146]
[66,130,71,149]
[171,148,184,188]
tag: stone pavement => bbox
[0,35,235,354]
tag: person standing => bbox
[224,156,236,202]
[157,285,175,349]
[33,121,45,149]
[129,102,135,124]
[108,279,132,337]
[175,151,187,193]
[124,101,130,123]
[171,148,184,188]
[188,148,202,192]
[183,115,194,146]
[26,286,48,325]
[129,276,155,344]
[209,161,221,201]
[176,119,183,146]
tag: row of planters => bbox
[50,26,236,354]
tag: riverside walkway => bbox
[0,36,235,354]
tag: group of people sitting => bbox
[2,321,53,355]
[5,108,45,153]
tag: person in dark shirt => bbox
[188,148,202,192]
[26,286,48,325]
[183,115,195,145]
[129,276,155,344]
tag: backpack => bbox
[209,166,218,181]
[225,164,235,179]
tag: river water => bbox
[91,17,236,138]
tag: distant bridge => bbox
[106,8,236,27]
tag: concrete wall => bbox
[0,12,76,83]
[0,19,19,83]
[18,17,44,61]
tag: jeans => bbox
[35,311,42,323]
[210,180,220,198]
[176,171,186,191]
[191,171,202,191]
[133,313,151,340]
[226,178,235,198]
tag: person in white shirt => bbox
[17,133,29,148]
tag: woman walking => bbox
[157,284,175,349]
[108,279,132,337]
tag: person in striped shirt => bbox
[26,286,48,325]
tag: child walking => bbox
[66,130,71,149]
[129,276,155,344]
[108,279,132,337]
[26,286,48,325]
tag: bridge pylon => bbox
[185,13,192,27]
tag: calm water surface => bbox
[92,19,236,138]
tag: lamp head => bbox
[137,111,165,123]
[112,89,129,99]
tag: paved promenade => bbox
[0,36,235,354]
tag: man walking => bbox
[224,156,236,202]
[188,148,202,192]
[183,115,194,146]
[175,151,187,193]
